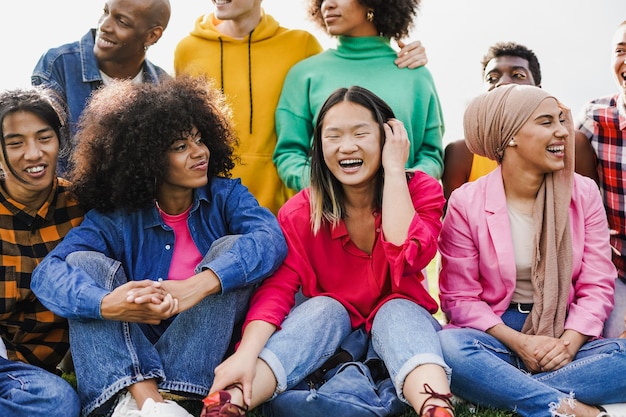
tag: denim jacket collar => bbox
[143,183,213,230]
[81,29,165,84]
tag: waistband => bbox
[508,303,533,313]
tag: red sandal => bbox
[418,383,455,417]
[200,384,248,417]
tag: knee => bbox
[201,235,241,265]
[25,376,80,417]
[66,250,111,268]
[301,295,345,314]
[376,298,411,316]
[372,298,432,331]
[291,296,350,330]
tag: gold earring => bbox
[366,9,374,23]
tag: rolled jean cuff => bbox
[394,353,452,403]
[258,347,287,398]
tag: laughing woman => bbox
[31,76,287,417]
[438,84,626,417]
[206,86,453,417]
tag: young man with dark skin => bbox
[31,0,171,174]
[441,42,541,202]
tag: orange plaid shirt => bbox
[0,178,83,372]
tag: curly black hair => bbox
[0,87,68,181]
[481,41,542,86]
[308,0,420,40]
[69,76,237,213]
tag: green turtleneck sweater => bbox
[274,36,445,191]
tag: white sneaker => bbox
[140,398,193,417]
[111,392,141,417]
[600,403,626,417]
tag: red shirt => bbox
[245,171,444,332]
[577,93,626,281]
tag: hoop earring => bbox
[366,9,374,23]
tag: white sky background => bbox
[1,1,625,144]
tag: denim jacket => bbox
[31,29,169,173]
[31,177,287,321]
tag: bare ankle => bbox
[127,380,163,409]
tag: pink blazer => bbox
[439,166,616,338]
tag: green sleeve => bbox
[273,70,314,192]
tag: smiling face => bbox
[504,98,569,175]
[611,23,626,100]
[161,127,210,195]
[321,101,382,190]
[1,110,59,208]
[94,0,164,77]
[320,0,377,37]
[483,56,537,91]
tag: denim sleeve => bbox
[198,181,287,294]
[31,210,123,320]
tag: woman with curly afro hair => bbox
[273,0,444,192]
[31,76,287,417]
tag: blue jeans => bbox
[67,236,254,416]
[0,357,80,417]
[439,309,626,417]
[260,296,353,395]
[260,297,449,403]
[371,298,450,403]
[604,278,626,338]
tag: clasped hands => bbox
[100,280,179,324]
[100,269,221,324]
[516,333,578,373]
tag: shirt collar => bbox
[144,184,213,229]
[0,177,59,224]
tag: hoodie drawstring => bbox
[247,29,253,134]
[217,28,255,135]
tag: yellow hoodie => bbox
[174,12,322,214]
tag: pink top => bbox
[439,167,616,338]
[159,205,202,280]
[244,171,445,332]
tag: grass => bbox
[62,370,519,417]
[61,256,520,416]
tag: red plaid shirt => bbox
[577,93,626,282]
[0,178,84,372]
